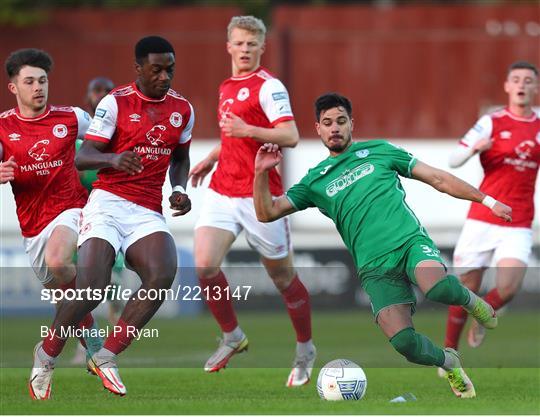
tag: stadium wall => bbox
[0,4,538,138]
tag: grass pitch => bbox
[1,310,539,414]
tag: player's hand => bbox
[222,113,251,138]
[0,156,18,183]
[255,143,283,174]
[111,151,143,175]
[473,138,492,153]
[169,191,191,217]
[492,201,512,222]
[189,158,215,187]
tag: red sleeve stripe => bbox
[270,116,294,127]
[84,134,110,143]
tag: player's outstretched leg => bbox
[379,304,476,398]
[29,342,55,400]
[424,273,497,330]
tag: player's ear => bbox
[315,122,321,136]
[350,118,354,132]
[226,41,233,55]
[260,41,266,54]
[7,82,17,95]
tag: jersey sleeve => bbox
[259,78,294,126]
[286,174,314,211]
[85,94,118,143]
[460,115,493,148]
[179,102,195,144]
[385,141,417,178]
[73,107,91,139]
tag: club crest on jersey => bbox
[53,124,68,138]
[237,87,250,101]
[169,112,183,128]
[146,125,167,146]
[8,133,20,141]
[500,131,512,139]
[129,113,141,122]
[28,139,50,161]
[515,140,535,160]
[355,150,369,158]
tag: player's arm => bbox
[168,144,191,217]
[75,140,143,175]
[448,115,493,168]
[253,143,297,222]
[189,143,221,187]
[411,161,512,222]
[0,144,18,184]
[223,116,299,148]
[168,104,194,217]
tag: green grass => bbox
[1,310,539,414]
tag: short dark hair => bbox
[314,93,352,121]
[135,36,175,65]
[5,48,53,79]
[508,61,538,77]
[87,76,115,94]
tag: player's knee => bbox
[44,250,72,269]
[389,327,420,363]
[425,275,463,304]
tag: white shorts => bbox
[78,189,172,256]
[23,208,81,285]
[194,188,292,259]
[453,219,532,271]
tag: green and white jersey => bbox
[286,140,430,267]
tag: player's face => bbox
[316,106,354,155]
[8,65,48,114]
[227,28,265,76]
[136,52,175,99]
[504,68,538,108]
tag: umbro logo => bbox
[8,133,20,141]
[500,131,512,139]
[129,113,141,122]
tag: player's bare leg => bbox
[261,254,315,387]
[195,226,248,372]
[31,238,114,400]
[44,225,78,285]
[378,303,475,398]
[468,258,526,348]
[88,232,177,396]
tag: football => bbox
[316,359,367,401]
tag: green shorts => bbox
[358,235,446,319]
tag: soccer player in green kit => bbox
[253,93,512,399]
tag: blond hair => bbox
[227,16,266,41]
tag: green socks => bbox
[425,274,471,306]
[390,327,445,367]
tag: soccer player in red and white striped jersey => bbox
[443,61,539,356]
[0,49,102,400]
[189,16,315,387]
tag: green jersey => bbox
[286,140,430,267]
[75,139,98,192]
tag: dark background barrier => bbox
[1,4,538,138]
